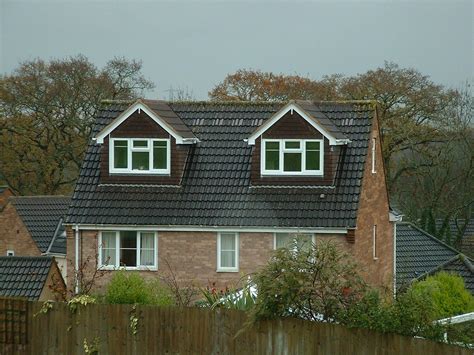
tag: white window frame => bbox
[217,232,239,272]
[373,225,378,260]
[6,250,14,256]
[98,231,158,270]
[261,139,324,176]
[109,138,170,175]
[273,233,315,251]
[371,137,376,174]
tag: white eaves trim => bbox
[247,102,351,146]
[65,224,348,234]
[94,100,197,145]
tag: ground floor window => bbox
[99,231,157,269]
[274,233,314,252]
[217,232,239,272]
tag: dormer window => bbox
[261,139,323,176]
[110,138,170,174]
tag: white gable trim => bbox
[247,103,350,146]
[95,100,193,144]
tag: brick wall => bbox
[352,109,394,291]
[66,228,355,294]
[0,202,41,256]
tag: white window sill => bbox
[216,268,239,273]
[261,172,323,177]
[99,266,158,271]
[109,170,170,176]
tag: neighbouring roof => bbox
[0,186,9,194]
[11,196,71,253]
[435,218,474,239]
[396,223,460,289]
[46,218,67,255]
[66,100,376,228]
[418,255,474,295]
[0,256,54,300]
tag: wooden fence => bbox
[0,297,471,355]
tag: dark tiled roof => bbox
[0,256,53,300]
[420,255,474,295]
[66,101,375,228]
[294,100,348,140]
[11,196,71,252]
[435,218,474,239]
[46,219,66,255]
[142,99,196,139]
[396,223,460,289]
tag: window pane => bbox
[140,250,154,266]
[114,141,128,169]
[102,232,116,248]
[285,141,300,149]
[133,140,148,148]
[220,233,235,251]
[102,232,116,266]
[275,233,292,249]
[140,233,155,266]
[221,251,235,268]
[120,231,137,267]
[153,141,167,170]
[284,153,302,172]
[132,152,149,170]
[306,141,320,150]
[121,231,137,247]
[265,142,280,170]
[306,150,320,170]
[141,233,154,249]
[120,249,137,267]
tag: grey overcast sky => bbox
[1,0,473,99]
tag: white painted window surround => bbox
[217,232,239,272]
[109,138,170,175]
[6,250,14,256]
[98,231,158,270]
[261,139,324,176]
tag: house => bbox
[0,256,66,301]
[436,218,474,258]
[0,196,71,281]
[65,99,394,293]
[395,222,474,294]
[0,186,15,211]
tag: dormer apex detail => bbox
[247,100,350,146]
[94,99,198,144]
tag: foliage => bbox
[105,271,174,306]
[158,258,198,307]
[248,240,366,324]
[199,280,256,311]
[410,272,474,319]
[339,274,474,344]
[68,294,97,313]
[0,55,154,194]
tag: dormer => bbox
[95,99,197,185]
[248,101,350,186]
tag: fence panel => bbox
[0,298,471,355]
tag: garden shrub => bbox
[409,271,474,319]
[105,271,174,305]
